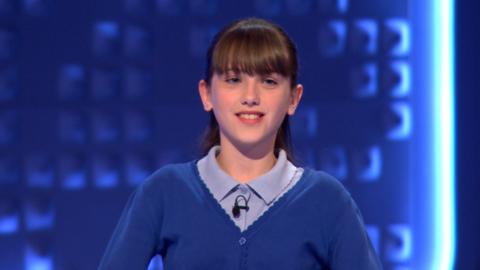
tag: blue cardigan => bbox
[98,161,382,270]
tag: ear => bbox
[198,80,213,112]
[287,84,303,115]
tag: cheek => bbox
[271,93,292,115]
[210,93,234,122]
[211,93,230,111]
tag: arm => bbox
[98,183,160,270]
[328,196,382,270]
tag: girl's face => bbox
[198,70,303,151]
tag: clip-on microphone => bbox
[232,194,250,218]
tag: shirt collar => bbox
[197,145,298,205]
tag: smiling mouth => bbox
[235,113,265,125]
[236,113,264,120]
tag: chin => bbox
[232,136,274,150]
[220,128,275,149]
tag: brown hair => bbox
[199,18,299,164]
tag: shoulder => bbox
[139,160,197,195]
[303,168,352,200]
[299,168,354,213]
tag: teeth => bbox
[238,114,261,120]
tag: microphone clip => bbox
[232,194,250,219]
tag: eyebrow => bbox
[224,69,238,73]
[225,69,280,75]
[219,69,284,80]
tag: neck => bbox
[216,138,277,184]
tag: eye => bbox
[225,77,241,84]
[263,78,278,87]
[223,72,241,84]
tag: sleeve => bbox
[328,195,383,270]
[98,183,160,270]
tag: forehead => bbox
[211,71,291,85]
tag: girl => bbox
[99,18,382,270]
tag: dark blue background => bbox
[455,0,480,269]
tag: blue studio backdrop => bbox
[0,0,456,270]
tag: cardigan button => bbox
[239,237,247,245]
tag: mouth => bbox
[236,113,264,119]
[235,112,265,123]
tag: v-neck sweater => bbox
[197,145,304,232]
[98,160,382,270]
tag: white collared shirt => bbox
[196,145,304,231]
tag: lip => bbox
[236,111,264,125]
[235,111,265,116]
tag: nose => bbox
[241,77,260,106]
